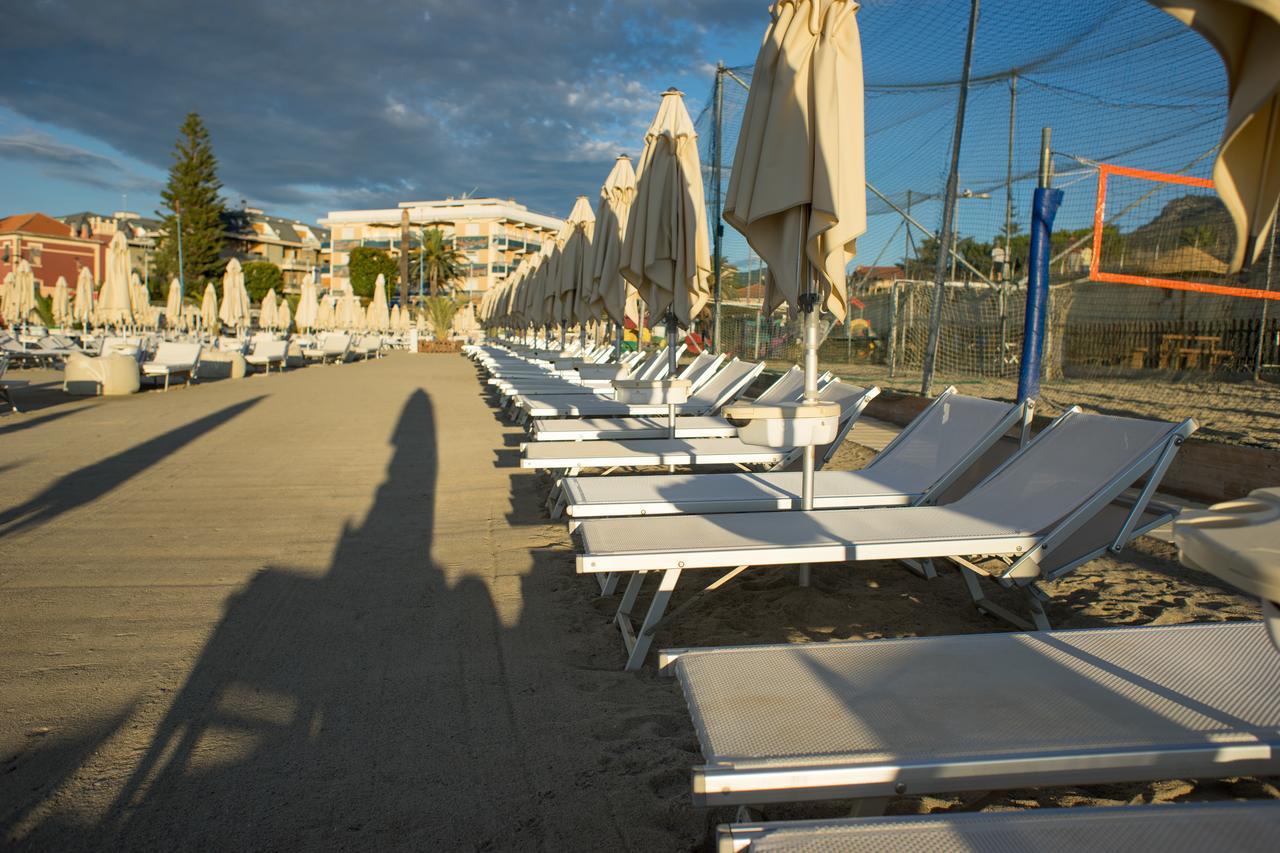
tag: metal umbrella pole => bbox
[798,214,818,588]
[667,310,678,438]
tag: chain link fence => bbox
[692,0,1279,448]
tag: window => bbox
[27,244,42,267]
[456,236,488,251]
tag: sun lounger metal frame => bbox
[716,801,1280,853]
[576,409,1196,668]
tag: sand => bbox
[0,352,1274,851]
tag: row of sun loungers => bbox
[468,340,1280,847]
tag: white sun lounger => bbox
[559,389,1028,524]
[578,409,1196,668]
[663,621,1280,810]
[529,366,814,443]
[523,379,875,477]
[515,358,769,422]
[140,342,202,390]
[304,333,351,364]
[716,801,1280,853]
[497,350,718,401]
[245,338,288,373]
[0,355,27,413]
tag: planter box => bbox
[418,340,461,354]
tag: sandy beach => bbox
[1,352,1274,851]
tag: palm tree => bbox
[414,229,465,297]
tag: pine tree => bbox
[155,113,226,297]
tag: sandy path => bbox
[1,355,703,850]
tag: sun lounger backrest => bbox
[864,392,1022,496]
[676,351,716,383]
[688,359,765,409]
[325,334,351,354]
[633,348,668,380]
[753,367,804,404]
[954,412,1189,536]
[806,381,878,464]
[151,341,202,367]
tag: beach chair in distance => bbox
[578,410,1195,669]
[525,379,874,478]
[717,800,1280,852]
[0,355,27,413]
[496,351,719,404]
[560,388,1028,527]
[310,333,351,365]
[662,621,1280,811]
[501,350,719,418]
[529,366,815,444]
[245,339,288,374]
[140,342,202,391]
[514,358,768,425]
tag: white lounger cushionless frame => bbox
[663,621,1280,809]
[513,357,764,421]
[559,388,1029,524]
[716,801,1280,853]
[576,409,1196,668]
[141,342,202,390]
[494,349,709,399]
[522,380,876,475]
[528,367,814,443]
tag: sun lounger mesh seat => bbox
[530,367,809,443]
[525,380,872,473]
[578,410,1194,667]
[717,802,1280,853]
[666,621,1280,808]
[561,390,1023,520]
[517,358,764,420]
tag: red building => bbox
[0,212,106,296]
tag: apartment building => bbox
[320,197,564,300]
[225,208,329,292]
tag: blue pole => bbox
[1017,130,1063,403]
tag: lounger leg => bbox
[625,569,681,670]
[956,560,1040,631]
[615,572,646,623]
[899,558,937,579]
[596,572,619,596]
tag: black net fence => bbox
[692,0,1279,448]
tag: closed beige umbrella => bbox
[276,298,292,332]
[97,231,133,327]
[725,0,865,321]
[316,296,335,330]
[220,258,250,331]
[620,88,712,361]
[591,155,641,330]
[338,289,359,329]
[129,271,150,323]
[559,195,596,328]
[201,282,219,333]
[52,276,71,327]
[260,288,278,330]
[295,280,319,332]
[11,260,38,325]
[367,273,390,331]
[1153,0,1280,271]
[73,266,96,329]
[165,277,183,329]
[724,0,868,585]
[390,304,403,332]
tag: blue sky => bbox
[2,0,1225,271]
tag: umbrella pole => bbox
[799,222,818,588]
[667,312,678,438]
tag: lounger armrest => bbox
[613,378,691,405]
[723,401,842,448]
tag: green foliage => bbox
[423,295,460,341]
[155,113,226,290]
[717,260,742,300]
[243,261,283,301]
[410,229,465,296]
[33,294,54,327]
[348,247,398,299]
